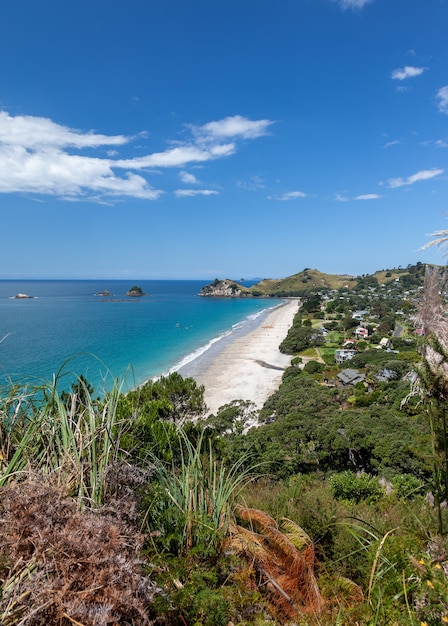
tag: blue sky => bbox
[0,0,447,280]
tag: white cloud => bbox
[391,66,427,81]
[355,193,382,200]
[0,111,273,201]
[335,193,349,202]
[336,0,372,10]
[0,144,162,199]
[113,144,236,169]
[388,168,444,188]
[436,86,448,114]
[269,191,307,201]
[180,170,198,184]
[174,189,219,197]
[0,111,128,148]
[193,115,274,143]
[435,139,448,148]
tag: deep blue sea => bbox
[0,280,283,395]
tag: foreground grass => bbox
[1,374,447,625]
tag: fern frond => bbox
[234,504,277,530]
[280,517,312,550]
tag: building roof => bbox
[337,369,366,386]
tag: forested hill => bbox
[200,262,428,297]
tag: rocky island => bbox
[14,293,34,299]
[126,285,147,297]
[199,279,251,297]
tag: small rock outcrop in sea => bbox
[126,286,146,297]
[199,279,247,297]
[14,293,33,299]
[96,290,113,297]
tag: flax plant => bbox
[145,428,257,555]
[0,372,125,507]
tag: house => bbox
[335,349,356,364]
[355,326,369,339]
[379,337,392,350]
[337,369,366,386]
[352,310,368,321]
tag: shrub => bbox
[391,473,425,499]
[330,471,384,503]
[303,360,325,375]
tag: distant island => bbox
[126,285,147,297]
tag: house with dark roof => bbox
[337,369,366,386]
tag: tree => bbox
[206,400,257,437]
[303,360,325,375]
[280,318,324,354]
[127,372,206,425]
[302,294,322,314]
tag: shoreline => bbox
[178,299,299,415]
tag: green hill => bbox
[252,263,429,296]
[248,268,357,296]
[200,263,428,297]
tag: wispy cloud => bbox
[436,86,448,114]
[174,189,219,197]
[0,111,273,201]
[113,143,236,169]
[335,0,373,10]
[335,193,349,202]
[269,191,307,201]
[180,170,198,184]
[383,139,401,149]
[237,176,266,191]
[435,139,448,148]
[354,193,382,200]
[391,66,427,81]
[388,168,444,188]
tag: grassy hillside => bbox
[248,268,357,295]
[243,262,428,296]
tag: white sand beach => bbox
[181,299,299,415]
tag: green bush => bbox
[303,360,325,374]
[391,473,425,499]
[329,471,384,503]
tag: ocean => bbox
[0,280,284,395]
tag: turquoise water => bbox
[0,280,282,394]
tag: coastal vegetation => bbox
[1,261,448,624]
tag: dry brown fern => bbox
[226,505,324,623]
[0,476,158,625]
